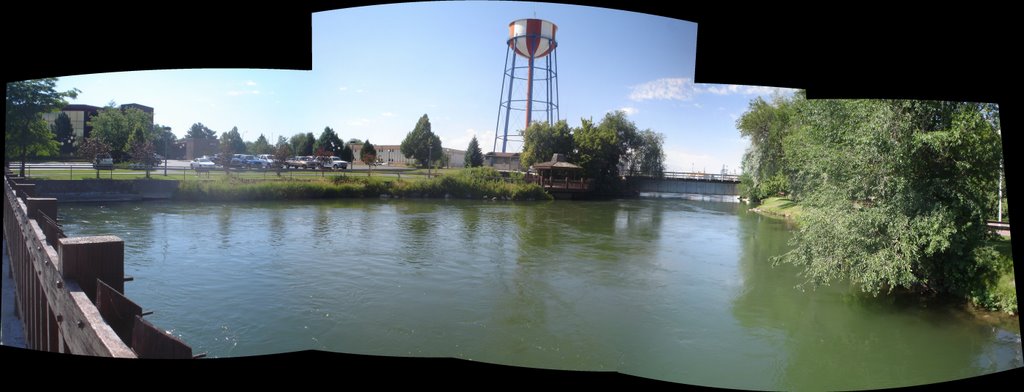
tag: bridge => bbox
[626,172,741,196]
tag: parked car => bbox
[285,156,304,169]
[257,154,277,168]
[300,156,319,170]
[241,155,267,169]
[93,153,113,170]
[190,157,216,170]
[328,157,349,170]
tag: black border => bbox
[2,1,1017,389]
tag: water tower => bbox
[493,18,560,153]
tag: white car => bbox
[190,157,216,170]
[328,157,349,170]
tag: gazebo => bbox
[530,153,589,191]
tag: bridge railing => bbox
[4,172,194,358]
[626,171,740,182]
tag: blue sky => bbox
[53,2,793,174]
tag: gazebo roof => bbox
[532,153,582,170]
[533,161,582,170]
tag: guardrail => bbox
[4,171,195,358]
[6,163,434,181]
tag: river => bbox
[57,198,1021,389]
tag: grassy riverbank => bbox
[750,197,804,222]
[175,167,552,202]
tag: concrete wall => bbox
[628,178,739,195]
[33,179,180,202]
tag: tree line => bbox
[736,92,1010,309]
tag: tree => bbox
[361,140,377,176]
[186,122,216,139]
[220,127,246,155]
[273,140,292,176]
[465,136,484,167]
[78,137,111,178]
[521,120,574,168]
[736,92,801,201]
[573,111,640,191]
[314,126,345,157]
[340,143,355,163]
[52,112,76,157]
[152,124,177,159]
[219,132,236,174]
[129,141,158,178]
[626,130,666,177]
[88,106,153,162]
[6,78,79,176]
[251,134,272,155]
[313,147,333,176]
[290,132,316,156]
[400,114,442,167]
[771,99,1004,301]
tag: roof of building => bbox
[485,152,520,158]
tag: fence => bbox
[4,171,195,358]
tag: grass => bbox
[175,167,551,202]
[752,197,804,222]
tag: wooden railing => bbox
[525,176,592,191]
[3,172,194,358]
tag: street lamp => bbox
[163,131,169,176]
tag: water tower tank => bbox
[493,18,560,154]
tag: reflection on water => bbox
[57,199,1020,389]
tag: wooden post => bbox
[14,183,35,198]
[59,236,125,303]
[25,197,58,222]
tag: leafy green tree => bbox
[573,111,640,191]
[465,136,484,167]
[401,114,442,167]
[250,134,271,155]
[52,112,76,157]
[627,130,666,177]
[186,122,216,139]
[273,140,292,176]
[129,141,158,178]
[521,120,574,168]
[88,106,152,162]
[773,99,1004,303]
[313,126,345,157]
[220,126,246,155]
[361,140,377,176]
[736,92,801,201]
[340,143,355,163]
[6,78,79,175]
[78,137,111,178]
[152,124,177,159]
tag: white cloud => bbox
[698,84,797,96]
[339,86,349,91]
[244,80,257,86]
[628,78,696,101]
[355,89,365,93]
[627,78,797,102]
[693,103,703,109]
[380,112,395,117]
[662,146,738,174]
[227,90,260,96]
[616,107,639,116]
